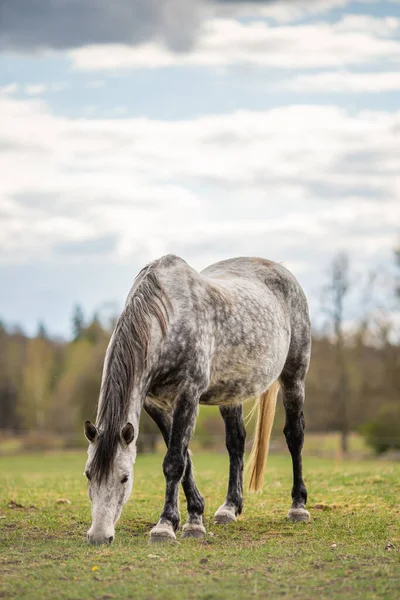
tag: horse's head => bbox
[84,420,135,545]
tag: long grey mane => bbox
[91,265,171,483]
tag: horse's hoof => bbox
[214,506,237,525]
[182,523,206,539]
[287,507,310,522]
[149,522,177,543]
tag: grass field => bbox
[1,452,399,600]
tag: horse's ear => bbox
[84,421,98,443]
[121,422,135,445]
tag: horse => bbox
[84,254,311,544]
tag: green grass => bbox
[0,429,371,458]
[1,452,399,600]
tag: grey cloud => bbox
[173,228,327,265]
[13,191,159,214]
[53,233,118,256]
[14,191,61,208]
[0,139,48,154]
[306,180,389,201]
[324,217,399,240]
[203,132,245,146]
[0,0,202,53]
[180,171,394,201]
[337,150,400,175]
[0,1,308,53]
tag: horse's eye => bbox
[85,471,91,481]
[121,475,129,484]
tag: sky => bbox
[1,0,399,338]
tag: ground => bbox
[0,452,399,600]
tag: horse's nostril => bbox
[108,536,114,544]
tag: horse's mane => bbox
[91,265,171,483]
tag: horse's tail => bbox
[247,381,280,492]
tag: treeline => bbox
[0,252,399,454]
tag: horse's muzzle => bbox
[87,531,114,545]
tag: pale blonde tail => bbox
[247,381,280,492]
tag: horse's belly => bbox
[200,363,275,406]
[199,381,259,406]
[202,336,288,405]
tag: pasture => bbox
[1,451,399,600]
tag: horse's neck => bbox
[97,324,144,428]
[127,391,143,432]
[97,333,146,433]
[96,377,144,424]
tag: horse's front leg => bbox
[150,387,201,543]
[144,401,205,540]
[181,455,206,539]
[214,405,246,524]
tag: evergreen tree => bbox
[72,305,85,341]
[37,321,48,340]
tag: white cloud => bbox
[86,80,106,89]
[0,93,399,275]
[112,105,128,116]
[334,14,400,36]
[216,0,400,24]
[215,0,355,23]
[69,15,400,71]
[0,83,18,95]
[50,81,69,92]
[83,105,98,116]
[23,82,69,96]
[281,70,400,92]
[25,84,47,96]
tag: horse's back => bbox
[201,257,309,332]
[156,254,310,363]
[150,254,306,309]
[201,257,304,300]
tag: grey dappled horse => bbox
[84,255,311,544]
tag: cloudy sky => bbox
[1,0,399,337]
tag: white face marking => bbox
[85,442,135,545]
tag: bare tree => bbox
[322,252,351,455]
[395,245,400,303]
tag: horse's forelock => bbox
[91,427,119,484]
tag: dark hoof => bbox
[182,523,206,539]
[287,507,310,522]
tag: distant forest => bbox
[1,251,399,454]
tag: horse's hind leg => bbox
[214,405,246,524]
[144,401,205,539]
[280,369,310,522]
